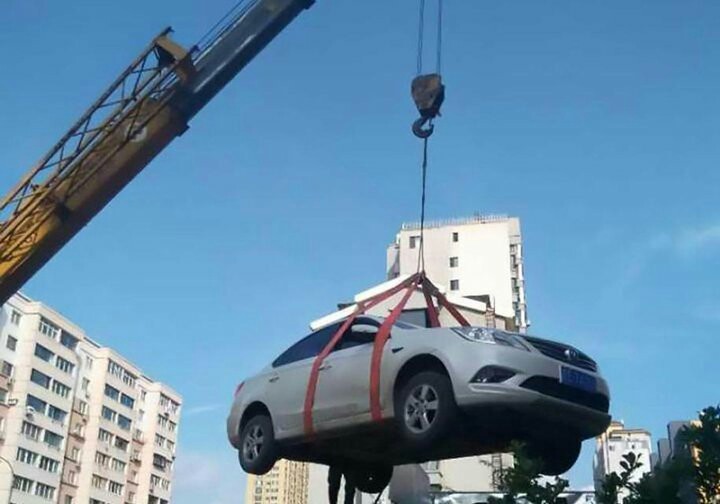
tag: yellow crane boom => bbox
[0,0,314,305]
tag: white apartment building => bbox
[0,293,181,504]
[593,421,653,496]
[386,215,528,331]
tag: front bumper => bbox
[449,343,611,439]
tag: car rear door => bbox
[312,318,382,433]
[264,324,338,440]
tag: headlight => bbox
[451,327,530,352]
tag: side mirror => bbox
[351,324,379,335]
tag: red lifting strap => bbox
[369,278,420,421]
[302,272,472,436]
[303,274,421,436]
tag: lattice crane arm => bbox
[0,0,314,305]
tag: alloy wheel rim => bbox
[404,384,439,434]
[243,425,264,462]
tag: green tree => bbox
[681,406,720,504]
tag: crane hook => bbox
[413,117,435,139]
[411,73,445,139]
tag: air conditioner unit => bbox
[7,378,14,387]
[25,406,35,420]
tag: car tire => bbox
[395,370,457,449]
[238,414,278,475]
[345,464,394,494]
[529,438,582,476]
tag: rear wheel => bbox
[345,464,394,494]
[238,414,278,475]
[394,370,457,449]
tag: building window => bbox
[0,388,7,403]
[55,356,75,374]
[450,279,460,291]
[140,390,147,402]
[449,256,459,268]
[47,405,67,423]
[409,235,421,249]
[39,318,60,339]
[92,474,107,490]
[118,415,132,431]
[22,421,41,440]
[34,482,55,500]
[13,475,33,493]
[10,310,21,325]
[452,232,459,242]
[44,430,64,449]
[78,400,88,415]
[81,378,90,392]
[120,393,135,409]
[38,456,60,473]
[70,447,81,462]
[114,436,129,452]
[104,385,120,401]
[108,480,124,495]
[84,354,93,369]
[27,394,47,414]
[16,447,39,465]
[98,428,113,443]
[30,369,51,389]
[0,360,13,377]
[60,331,78,350]
[6,335,17,351]
[34,344,54,362]
[102,406,117,422]
[52,380,71,399]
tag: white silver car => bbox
[227,316,611,492]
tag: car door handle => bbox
[391,347,404,354]
[268,375,280,383]
[318,363,332,371]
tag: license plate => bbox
[560,366,597,392]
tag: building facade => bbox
[386,215,528,331]
[593,421,653,495]
[0,293,181,504]
[246,459,309,504]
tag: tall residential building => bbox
[386,215,528,331]
[593,421,653,495]
[246,459,309,504]
[0,293,181,504]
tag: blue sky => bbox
[2,0,720,501]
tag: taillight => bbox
[234,382,245,397]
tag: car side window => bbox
[272,324,339,367]
[337,318,381,351]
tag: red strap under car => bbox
[303,274,420,436]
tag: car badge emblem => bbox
[564,348,578,361]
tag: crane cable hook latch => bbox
[411,73,445,139]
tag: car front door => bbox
[312,318,382,433]
[264,323,339,440]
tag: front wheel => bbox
[529,438,582,476]
[345,464,394,494]
[394,370,457,449]
[238,414,278,475]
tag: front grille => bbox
[521,376,609,413]
[523,336,597,372]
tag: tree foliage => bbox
[489,405,720,504]
[488,442,569,504]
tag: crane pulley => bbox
[411,0,445,139]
